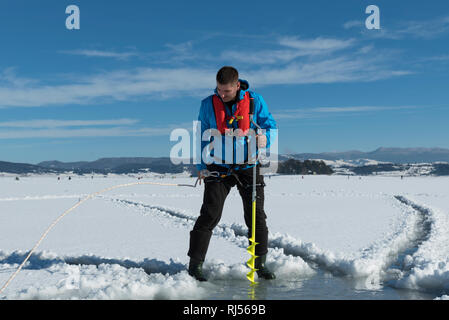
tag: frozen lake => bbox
[1,173,448,300]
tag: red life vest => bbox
[212,92,251,136]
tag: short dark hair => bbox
[216,66,239,85]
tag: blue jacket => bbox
[196,79,277,172]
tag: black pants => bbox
[188,164,269,262]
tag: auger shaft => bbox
[246,97,260,284]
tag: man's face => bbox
[217,81,240,103]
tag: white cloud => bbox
[0,127,168,139]
[396,15,449,39]
[360,15,449,40]
[343,20,364,29]
[272,106,418,120]
[220,49,306,65]
[221,36,355,65]
[278,36,355,52]
[0,117,196,139]
[312,106,416,113]
[0,67,39,87]
[0,118,139,128]
[59,49,139,60]
[0,67,215,108]
[0,33,413,109]
[165,41,194,53]
[0,58,411,109]
[246,56,411,87]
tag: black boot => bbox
[255,254,276,280]
[188,258,207,282]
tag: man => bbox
[188,66,277,281]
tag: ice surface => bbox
[1,174,448,299]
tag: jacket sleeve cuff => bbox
[196,163,206,172]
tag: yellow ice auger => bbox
[246,198,258,283]
[246,96,261,284]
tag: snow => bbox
[319,158,391,167]
[1,174,449,299]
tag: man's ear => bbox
[236,81,240,90]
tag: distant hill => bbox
[37,157,192,174]
[0,161,57,174]
[0,158,193,175]
[37,160,91,170]
[285,147,449,164]
[2,147,449,176]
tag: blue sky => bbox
[0,0,448,164]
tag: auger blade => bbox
[246,270,256,283]
[246,256,257,268]
[248,239,258,245]
[247,243,258,255]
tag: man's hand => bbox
[197,169,210,185]
[256,133,267,148]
